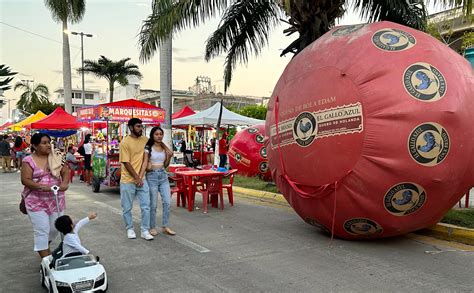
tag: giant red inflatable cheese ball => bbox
[228,124,271,181]
[265,21,474,239]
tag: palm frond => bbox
[44,0,85,23]
[34,83,50,97]
[352,0,427,30]
[13,81,30,92]
[205,0,280,61]
[44,0,68,22]
[204,0,280,91]
[70,0,86,23]
[138,0,230,62]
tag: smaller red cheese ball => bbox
[228,124,271,181]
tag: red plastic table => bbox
[173,169,225,211]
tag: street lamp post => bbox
[21,79,34,88]
[68,31,93,106]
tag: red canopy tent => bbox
[0,121,13,131]
[30,107,82,129]
[172,105,195,120]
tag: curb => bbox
[233,186,474,246]
[417,223,474,246]
[233,186,288,205]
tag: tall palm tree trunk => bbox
[62,21,73,113]
[160,36,173,151]
[109,81,114,103]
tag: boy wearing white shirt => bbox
[55,212,97,257]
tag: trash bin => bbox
[465,47,474,68]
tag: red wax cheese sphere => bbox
[265,21,474,239]
[228,124,271,181]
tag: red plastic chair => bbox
[195,175,223,213]
[222,169,238,206]
[170,167,194,207]
[170,176,188,207]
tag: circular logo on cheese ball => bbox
[255,134,264,144]
[408,122,450,166]
[293,112,317,147]
[247,128,258,134]
[403,63,446,102]
[259,161,269,173]
[332,24,365,36]
[235,153,242,163]
[259,146,267,158]
[384,182,426,216]
[344,218,383,236]
[372,29,416,51]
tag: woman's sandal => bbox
[162,227,176,236]
[149,228,158,236]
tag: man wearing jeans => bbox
[119,118,153,240]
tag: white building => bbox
[102,76,141,103]
[54,88,104,113]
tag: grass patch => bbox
[441,209,474,229]
[228,175,280,193]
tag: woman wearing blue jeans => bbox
[142,127,176,236]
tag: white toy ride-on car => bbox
[40,254,107,292]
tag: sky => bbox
[0,0,443,121]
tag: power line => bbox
[0,21,80,49]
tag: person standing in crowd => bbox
[20,133,69,258]
[218,133,229,168]
[143,127,176,237]
[179,137,186,153]
[119,118,153,240]
[13,136,28,169]
[82,134,93,185]
[0,135,12,172]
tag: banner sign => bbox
[77,106,166,123]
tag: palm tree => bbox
[0,64,18,92]
[44,0,86,113]
[159,37,174,152]
[139,0,468,92]
[14,81,50,112]
[78,55,143,103]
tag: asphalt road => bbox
[1,171,473,292]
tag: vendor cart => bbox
[77,99,165,193]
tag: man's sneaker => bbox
[141,231,154,241]
[127,229,136,239]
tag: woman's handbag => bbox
[19,196,28,214]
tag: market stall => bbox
[173,102,264,167]
[9,111,47,131]
[77,98,165,192]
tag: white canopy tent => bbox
[173,102,264,167]
[172,102,264,126]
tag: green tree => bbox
[139,0,431,92]
[461,31,474,51]
[13,81,54,114]
[30,101,61,115]
[237,104,267,120]
[227,104,267,120]
[78,55,143,103]
[0,64,17,92]
[45,0,86,113]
